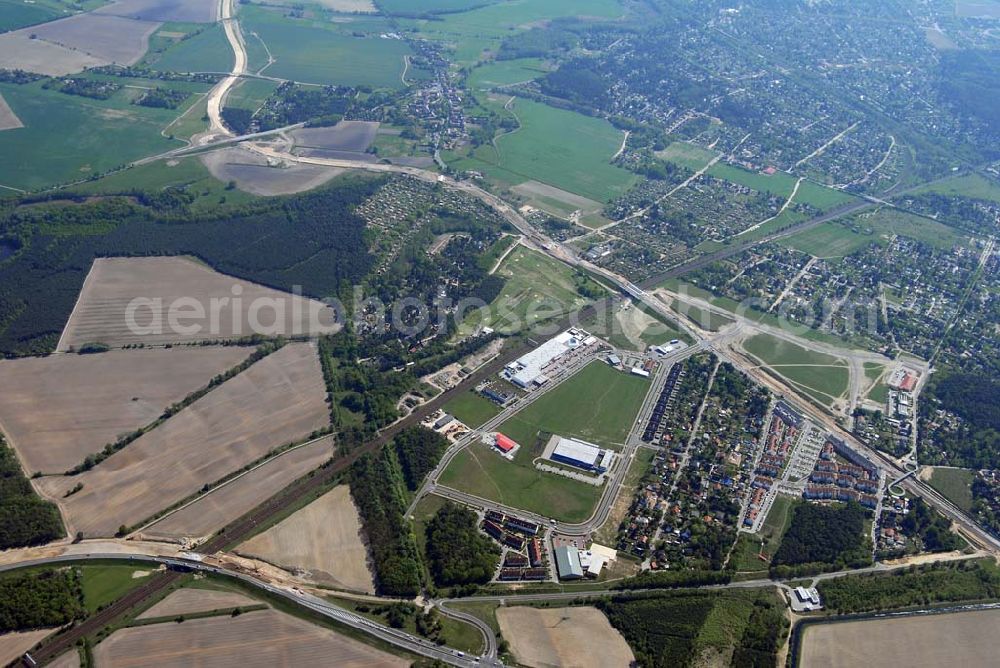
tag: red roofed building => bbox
[495,433,518,453]
[899,373,917,392]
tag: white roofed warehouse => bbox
[547,436,615,473]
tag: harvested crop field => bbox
[0,346,253,474]
[236,485,374,593]
[800,608,1000,668]
[200,146,345,196]
[93,608,407,667]
[13,13,160,65]
[138,588,257,619]
[143,436,334,542]
[496,606,635,668]
[47,650,80,668]
[291,121,380,157]
[35,342,330,536]
[0,93,23,131]
[0,629,52,666]
[0,35,107,76]
[57,256,339,351]
[97,0,219,23]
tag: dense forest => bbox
[818,559,1000,614]
[0,568,84,632]
[898,498,964,554]
[771,502,871,576]
[0,439,64,550]
[391,427,448,492]
[597,589,787,668]
[0,176,384,356]
[348,447,424,596]
[919,371,1000,468]
[424,502,500,587]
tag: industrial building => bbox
[554,545,584,579]
[548,436,614,473]
[790,586,823,612]
[502,328,596,388]
[493,433,520,458]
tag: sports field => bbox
[443,391,503,428]
[498,360,651,450]
[447,98,636,203]
[742,333,849,404]
[241,9,410,88]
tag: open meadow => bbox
[496,606,635,668]
[447,98,635,203]
[237,485,374,593]
[35,343,330,536]
[800,608,1000,668]
[742,333,849,405]
[143,436,333,541]
[137,588,257,619]
[0,346,252,474]
[57,256,339,351]
[498,360,650,450]
[93,608,408,667]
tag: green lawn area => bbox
[242,9,410,88]
[465,245,597,334]
[729,495,795,572]
[467,58,548,90]
[912,172,1000,203]
[867,381,889,404]
[0,82,188,191]
[224,77,279,113]
[743,333,849,402]
[444,391,503,428]
[927,467,975,512]
[145,23,235,73]
[781,221,880,259]
[438,439,603,522]
[80,564,153,613]
[446,98,636,203]
[863,362,884,381]
[497,360,650,450]
[865,209,969,250]
[655,141,717,171]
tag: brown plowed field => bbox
[36,343,330,536]
[57,256,339,351]
[236,485,374,593]
[143,436,334,542]
[0,347,252,474]
[496,606,635,668]
[92,608,407,667]
[0,629,53,666]
[137,588,257,619]
[800,608,1000,668]
[0,93,23,131]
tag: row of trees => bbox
[392,427,448,492]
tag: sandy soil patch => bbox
[496,606,635,668]
[0,94,23,132]
[801,608,1000,668]
[138,588,257,619]
[0,346,252,474]
[615,303,670,350]
[97,0,219,23]
[201,146,344,196]
[93,608,407,667]
[57,256,339,351]
[0,35,107,76]
[23,13,159,65]
[143,436,333,542]
[0,629,53,667]
[236,485,374,593]
[35,342,330,537]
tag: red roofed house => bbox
[495,433,518,453]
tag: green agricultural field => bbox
[145,23,235,73]
[781,221,880,258]
[438,439,603,522]
[242,10,410,88]
[80,564,153,613]
[0,0,63,31]
[927,467,975,512]
[743,333,849,403]
[864,208,969,250]
[0,82,187,191]
[444,391,503,428]
[497,360,650,450]
[224,78,279,113]
[467,58,548,90]
[465,245,597,334]
[912,172,1000,203]
[447,98,635,202]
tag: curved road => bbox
[203,0,247,143]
